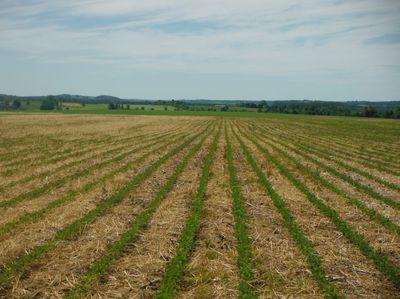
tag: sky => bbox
[1,0,400,101]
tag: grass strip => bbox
[241,127,400,236]
[0,125,205,237]
[0,125,211,287]
[155,125,221,299]
[0,124,202,208]
[225,125,258,298]
[64,124,214,299]
[232,126,343,299]
[240,127,400,290]
[249,123,400,210]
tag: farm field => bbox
[0,113,399,298]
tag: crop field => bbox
[0,113,399,298]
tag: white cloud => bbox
[1,0,399,78]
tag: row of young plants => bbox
[0,122,214,288]
[0,122,203,189]
[263,124,400,177]
[64,123,218,298]
[68,122,260,299]
[2,122,191,172]
[0,123,211,237]
[0,122,150,167]
[247,123,400,211]
[297,142,400,191]
[287,119,400,160]
[230,124,343,298]
[261,123,400,190]
[0,122,206,208]
[0,134,74,165]
[225,125,258,298]
[316,133,400,163]
[257,120,400,169]
[1,134,112,172]
[154,126,221,299]
[259,122,400,187]
[242,126,400,236]
[0,119,198,184]
[236,124,400,290]
[300,131,400,172]
[255,121,400,176]
[1,134,149,188]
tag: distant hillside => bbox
[1,94,399,118]
[0,94,152,104]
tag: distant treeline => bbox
[1,94,399,119]
[237,100,400,118]
[153,99,400,118]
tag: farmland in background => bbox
[0,113,399,298]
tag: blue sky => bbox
[1,0,400,101]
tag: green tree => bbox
[221,105,229,112]
[12,100,21,109]
[363,106,378,117]
[40,96,57,110]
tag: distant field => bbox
[15,100,259,116]
[0,113,399,298]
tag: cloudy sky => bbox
[1,0,399,100]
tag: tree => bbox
[363,106,378,117]
[12,100,21,109]
[384,110,394,118]
[0,99,10,110]
[258,100,267,109]
[221,105,229,112]
[40,96,57,110]
[395,107,400,119]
